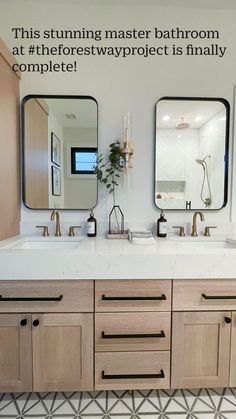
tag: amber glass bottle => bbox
[157,210,167,238]
[87,210,97,237]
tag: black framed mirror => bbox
[155,97,229,210]
[22,95,98,209]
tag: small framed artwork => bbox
[51,132,61,166]
[52,166,61,196]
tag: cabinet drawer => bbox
[95,312,170,352]
[95,280,171,312]
[173,279,236,311]
[0,281,93,312]
[95,351,170,390]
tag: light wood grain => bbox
[173,279,236,311]
[171,311,231,388]
[95,280,171,312]
[0,314,32,392]
[33,313,93,391]
[0,52,20,240]
[0,280,93,313]
[0,37,21,78]
[229,312,236,386]
[36,98,49,114]
[95,312,170,352]
[24,98,49,208]
[95,351,170,390]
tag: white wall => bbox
[0,0,236,232]
[48,111,65,208]
[156,128,202,209]
[63,127,97,208]
[199,109,226,209]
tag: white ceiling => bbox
[46,98,97,128]
[156,100,225,129]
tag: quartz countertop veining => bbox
[0,234,236,280]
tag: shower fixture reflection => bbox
[195,155,212,207]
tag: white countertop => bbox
[0,234,236,280]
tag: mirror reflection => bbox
[155,97,229,210]
[23,95,98,209]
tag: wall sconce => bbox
[120,112,134,170]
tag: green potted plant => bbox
[96,141,126,235]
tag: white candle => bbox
[123,114,127,142]
[126,112,131,143]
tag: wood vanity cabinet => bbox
[172,279,236,389]
[0,281,94,392]
[95,280,171,390]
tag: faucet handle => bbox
[203,226,217,237]
[68,226,81,237]
[172,226,185,237]
[36,225,49,237]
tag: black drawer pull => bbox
[0,295,63,302]
[202,294,236,300]
[32,319,39,327]
[102,294,166,301]
[102,369,165,380]
[101,330,165,339]
[20,319,27,326]
[225,317,232,324]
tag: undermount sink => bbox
[171,237,236,250]
[0,237,84,250]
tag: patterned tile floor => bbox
[1,388,236,418]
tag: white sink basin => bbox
[177,240,236,249]
[0,237,84,250]
[170,237,236,250]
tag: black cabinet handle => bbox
[32,319,39,327]
[202,294,236,300]
[102,294,166,301]
[0,295,63,302]
[102,370,165,380]
[101,331,165,339]
[225,317,232,324]
[20,319,27,326]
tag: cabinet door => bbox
[172,311,231,388]
[0,314,32,392]
[32,313,93,391]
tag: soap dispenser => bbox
[87,209,97,237]
[157,210,167,237]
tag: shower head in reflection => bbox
[176,117,190,130]
[195,155,211,165]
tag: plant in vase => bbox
[96,141,126,234]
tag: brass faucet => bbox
[191,211,205,237]
[50,210,61,236]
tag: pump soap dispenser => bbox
[157,210,167,238]
[87,209,97,237]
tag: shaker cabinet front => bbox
[171,311,231,389]
[33,313,93,391]
[0,312,94,392]
[0,314,32,392]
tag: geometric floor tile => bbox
[0,389,236,418]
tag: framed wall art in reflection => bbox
[52,166,61,196]
[51,132,61,166]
